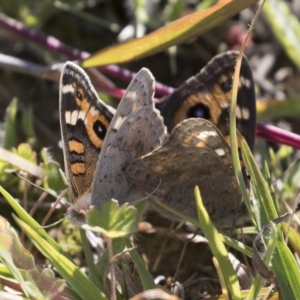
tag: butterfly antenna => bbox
[41,189,69,227]
[38,217,65,229]
[130,179,162,205]
[145,178,162,199]
[12,170,42,189]
[12,170,58,198]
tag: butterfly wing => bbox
[157,51,256,151]
[126,118,242,229]
[91,68,168,208]
[59,62,115,202]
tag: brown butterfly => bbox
[59,51,256,229]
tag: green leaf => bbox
[86,199,138,238]
[26,266,66,299]
[12,143,36,164]
[0,216,35,270]
[0,216,42,298]
[81,0,259,67]
[41,148,65,193]
[0,157,18,188]
[0,232,33,297]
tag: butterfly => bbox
[59,51,256,229]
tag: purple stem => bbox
[93,84,126,100]
[256,123,300,149]
[0,13,173,97]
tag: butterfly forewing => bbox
[59,62,115,201]
[157,50,256,151]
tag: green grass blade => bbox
[79,229,102,289]
[0,186,69,255]
[220,235,253,258]
[273,229,300,299]
[247,222,278,300]
[264,0,300,70]
[125,239,156,291]
[241,139,278,229]
[282,223,300,256]
[194,186,241,299]
[14,217,107,300]
[241,139,300,298]
[230,51,256,228]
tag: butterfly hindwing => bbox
[126,118,242,229]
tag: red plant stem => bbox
[256,123,300,149]
[93,84,126,100]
